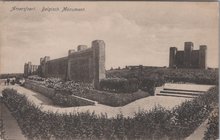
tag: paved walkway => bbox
[185,108,218,140]
[0,85,190,118]
[0,101,26,140]
[185,118,209,140]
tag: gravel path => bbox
[0,84,190,118]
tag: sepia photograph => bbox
[0,1,219,140]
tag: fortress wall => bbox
[44,57,68,80]
[67,40,106,88]
[24,40,106,89]
[68,48,94,82]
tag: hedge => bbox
[203,107,219,140]
[52,92,95,107]
[2,86,218,140]
[72,89,149,107]
[107,68,218,85]
[0,99,6,140]
[100,78,139,93]
[139,78,165,95]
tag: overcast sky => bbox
[0,2,219,73]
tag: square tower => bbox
[184,42,194,68]
[199,45,207,69]
[169,47,177,68]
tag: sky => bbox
[0,2,219,74]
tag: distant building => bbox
[169,42,207,69]
[24,62,39,77]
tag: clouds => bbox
[0,2,218,73]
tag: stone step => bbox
[156,93,197,98]
[160,90,204,96]
[163,83,214,92]
[163,88,206,93]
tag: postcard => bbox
[0,1,219,140]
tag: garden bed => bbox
[24,80,94,107]
[25,79,150,107]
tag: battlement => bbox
[184,42,194,50]
[77,45,88,51]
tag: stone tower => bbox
[169,47,177,68]
[92,40,106,89]
[184,42,194,68]
[199,45,207,69]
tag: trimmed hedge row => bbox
[203,107,219,140]
[0,119,5,140]
[100,78,139,93]
[72,89,149,107]
[2,86,218,140]
[99,78,165,95]
[139,78,165,95]
[52,92,94,107]
[0,99,6,140]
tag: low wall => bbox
[24,79,95,107]
[24,80,55,98]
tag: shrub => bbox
[100,78,139,93]
[167,86,218,139]
[203,107,219,140]
[52,93,95,107]
[0,119,5,140]
[72,89,149,107]
[139,78,165,95]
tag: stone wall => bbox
[44,57,68,80]
[24,80,55,98]
[26,40,106,89]
[68,48,93,82]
